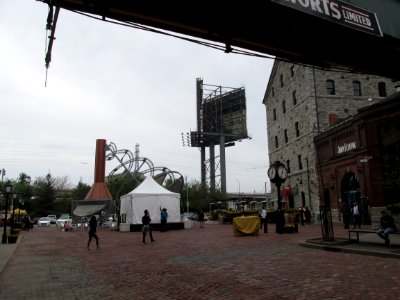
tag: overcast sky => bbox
[0,1,274,194]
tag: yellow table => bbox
[233,216,260,236]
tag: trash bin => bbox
[184,220,193,229]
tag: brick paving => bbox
[0,222,400,300]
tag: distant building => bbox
[262,60,398,219]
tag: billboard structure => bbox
[189,78,249,196]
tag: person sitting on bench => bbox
[376,210,397,246]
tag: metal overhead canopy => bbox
[38,0,400,79]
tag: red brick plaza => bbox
[1,222,399,300]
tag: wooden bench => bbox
[348,229,399,243]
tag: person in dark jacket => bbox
[87,215,99,250]
[142,209,154,243]
[376,211,397,246]
[198,210,205,229]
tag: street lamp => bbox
[11,193,17,232]
[235,179,240,199]
[2,181,13,244]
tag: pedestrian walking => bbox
[160,207,168,232]
[352,203,361,228]
[198,210,205,228]
[142,209,154,243]
[87,215,99,250]
[260,208,268,233]
[299,207,305,226]
[304,207,311,225]
[342,201,351,229]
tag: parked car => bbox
[47,215,57,224]
[38,217,51,227]
[56,214,72,227]
[181,212,198,221]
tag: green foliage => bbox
[71,180,91,200]
[32,173,57,216]
[180,180,223,213]
[220,209,259,222]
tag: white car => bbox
[47,215,57,224]
[38,217,51,227]
[56,215,72,227]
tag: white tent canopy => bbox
[120,176,181,224]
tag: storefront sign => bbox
[272,0,382,37]
[337,141,356,154]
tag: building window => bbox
[292,91,297,105]
[295,122,300,137]
[272,87,275,97]
[280,74,284,88]
[275,136,279,148]
[284,129,288,143]
[286,160,291,173]
[378,82,387,97]
[290,66,295,77]
[282,100,286,114]
[353,81,361,96]
[326,80,335,95]
[298,155,303,170]
[273,108,276,121]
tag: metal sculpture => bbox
[105,142,184,204]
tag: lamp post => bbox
[11,193,17,232]
[235,179,240,199]
[2,181,13,244]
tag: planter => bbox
[11,229,21,236]
[8,235,18,243]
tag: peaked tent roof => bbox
[126,176,179,196]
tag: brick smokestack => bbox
[85,139,113,200]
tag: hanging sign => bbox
[272,0,382,37]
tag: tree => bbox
[32,173,57,217]
[181,180,223,213]
[71,179,91,200]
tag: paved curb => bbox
[0,234,22,274]
[300,238,400,260]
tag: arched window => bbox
[273,108,277,121]
[274,136,279,148]
[290,66,295,77]
[353,81,361,96]
[326,80,335,95]
[280,74,284,88]
[282,100,286,114]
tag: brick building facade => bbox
[262,60,398,219]
[315,92,400,222]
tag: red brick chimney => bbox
[85,139,113,200]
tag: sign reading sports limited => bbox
[272,0,382,37]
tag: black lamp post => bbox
[2,181,13,244]
[10,193,17,232]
